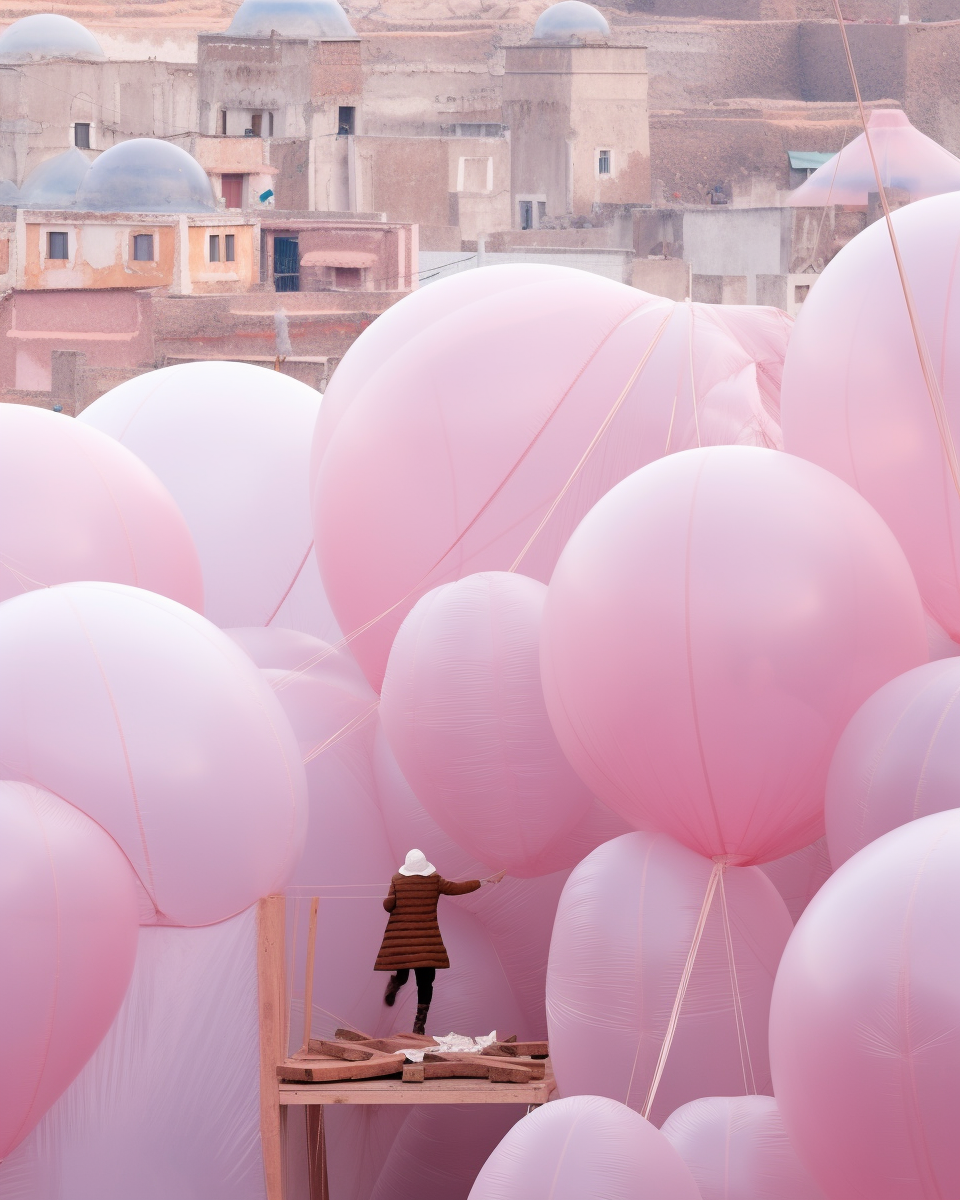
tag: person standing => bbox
[374,849,505,1035]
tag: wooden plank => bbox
[402,1060,533,1083]
[334,1027,374,1042]
[257,895,287,1200]
[308,1039,375,1062]
[299,897,320,1055]
[482,1041,549,1059]
[278,1073,554,1106]
[306,1106,329,1200]
[279,1053,406,1083]
[353,1034,436,1053]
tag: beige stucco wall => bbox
[503,42,650,223]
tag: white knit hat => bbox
[399,849,436,876]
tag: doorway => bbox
[273,236,300,292]
[222,174,243,209]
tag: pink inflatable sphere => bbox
[380,572,593,875]
[547,832,793,1125]
[758,838,832,924]
[541,446,927,864]
[0,582,307,927]
[781,192,960,641]
[770,808,960,1199]
[0,782,138,1160]
[312,266,790,687]
[78,361,338,639]
[826,657,960,867]
[0,402,202,610]
[468,1094,701,1200]
[661,1096,827,1200]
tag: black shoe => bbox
[384,974,403,1007]
[413,1003,429,1035]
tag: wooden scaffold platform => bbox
[257,894,556,1200]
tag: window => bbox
[221,174,243,209]
[519,200,533,230]
[74,123,90,149]
[209,234,220,263]
[598,150,611,175]
[268,111,274,137]
[225,234,235,262]
[48,231,68,259]
[537,200,547,225]
[222,109,228,135]
[132,234,154,262]
[338,106,355,136]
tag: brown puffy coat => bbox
[374,872,481,971]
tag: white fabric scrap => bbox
[401,1031,497,1063]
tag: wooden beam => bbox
[300,896,320,1055]
[306,1106,329,1200]
[258,895,287,1200]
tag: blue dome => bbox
[0,14,105,62]
[75,139,216,213]
[227,0,357,38]
[19,147,91,209]
[532,1,610,40]
[0,178,19,206]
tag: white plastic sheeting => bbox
[0,909,265,1200]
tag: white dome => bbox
[532,0,610,40]
[75,139,216,213]
[227,0,357,38]
[19,147,91,209]
[0,14,105,62]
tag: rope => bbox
[508,310,673,574]
[300,698,380,765]
[831,0,960,500]
[717,867,757,1096]
[640,859,724,1119]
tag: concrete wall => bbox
[419,247,631,284]
[0,288,155,395]
[681,206,791,301]
[0,59,198,185]
[17,210,258,294]
[354,133,511,235]
[503,42,650,222]
[359,29,504,131]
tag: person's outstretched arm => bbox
[383,879,398,912]
[438,876,481,896]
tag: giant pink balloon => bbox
[781,192,960,642]
[0,582,307,927]
[78,361,340,640]
[770,808,960,1199]
[661,1096,827,1200]
[826,658,960,869]
[372,1107,522,1200]
[380,572,593,875]
[758,838,832,924]
[547,832,793,1126]
[468,1095,701,1200]
[0,782,138,1160]
[541,446,927,864]
[312,265,791,687]
[0,403,202,610]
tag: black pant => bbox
[392,968,435,1005]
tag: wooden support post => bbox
[300,896,320,1054]
[306,1106,329,1200]
[258,895,287,1200]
